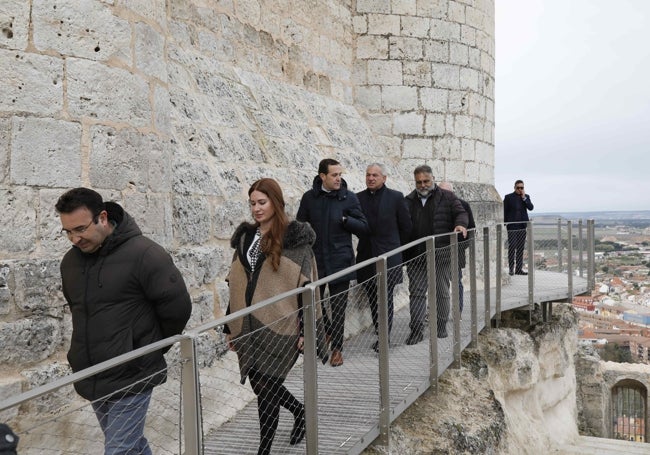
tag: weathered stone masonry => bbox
[0,0,498,424]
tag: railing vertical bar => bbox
[450,233,461,369]
[376,257,391,447]
[578,219,584,278]
[495,224,502,327]
[483,227,491,327]
[180,336,202,455]
[567,221,573,312]
[427,237,439,390]
[302,286,319,455]
[469,229,478,348]
[588,219,596,292]
[527,221,535,324]
[557,217,563,272]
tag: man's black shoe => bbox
[515,271,528,275]
[405,330,423,345]
[372,340,379,352]
[437,328,448,338]
[509,271,514,276]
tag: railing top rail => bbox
[0,334,184,412]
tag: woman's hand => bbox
[297,336,304,352]
[226,334,236,352]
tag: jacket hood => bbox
[99,202,142,256]
[231,220,316,250]
[310,175,349,199]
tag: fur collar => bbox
[230,220,315,250]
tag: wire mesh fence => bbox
[1,221,594,455]
[2,355,185,455]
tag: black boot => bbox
[405,326,423,345]
[290,407,306,445]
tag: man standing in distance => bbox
[503,180,534,275]
[56,188,192,454]
[297,159,369,366]
[438,182,476,316]
[356,163,412,351]
[404,165,468,343]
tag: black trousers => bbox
[249,370,303,455]
[507,229,526,273]
[319,281,349,351]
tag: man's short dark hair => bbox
[318,158,340,175]
[55,187,105,216]
[514,179,524,186]
[413,164,433,175]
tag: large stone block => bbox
[357,0,391,14]
[10,117,81,187]
[382,86,418,111]
[67,58,151,127]
[21,362,74,414]
[0,317,63,365]
[0,118,9,184]
[0,188,37,254]
[122,191,173,249]
[135,22,166,82]
[368,60,402,85]
[0,0,30,50]
[173,246,229,292]
[32,0,130,62]
[122,0,166,25]
[172,194,212,245]
[13,259,65,317]
[0,375,23,422]
[0,50,63,114]
[89,126,169,191]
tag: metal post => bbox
[578,219,584,277]
[302,286,319,454]
[557,217,563,272]
[376,257,391,447]
[450,233,461,369]
[567,221,573,311]
[495,224,502,328]
[426,237,439,390]
[469,229,478,348]
[587,219,596,292]
[483,227,491,328]
[180,336,202,455]
[527,221,535,324]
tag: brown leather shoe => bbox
[330,349,343,367]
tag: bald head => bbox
[438,181,453,192]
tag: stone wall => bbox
[0,0,499,429]
[576,346,650,439]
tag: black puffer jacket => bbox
[296,176,369,284]
[404,185,468,260]
[60,202,192,400]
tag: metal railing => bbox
[0,220,595,454]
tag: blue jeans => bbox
[92,390,153,455]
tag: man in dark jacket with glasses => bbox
[56,187,192,455]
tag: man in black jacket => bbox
[404,166,468,343]
[56,188,192,455]
[356,163,412,351]
[297,158,369,366]
[503,180,534,275]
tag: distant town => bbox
[548,211,650,363]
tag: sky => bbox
[495,0,650,213]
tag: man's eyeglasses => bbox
[515,186,524,189]
[61,217,98,238]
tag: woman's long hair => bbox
[248,178,289,271]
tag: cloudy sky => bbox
[495,0,650,214]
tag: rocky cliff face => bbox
[364,304,581,454]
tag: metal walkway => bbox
[204,271,589,454]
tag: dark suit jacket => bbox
[503,192,534,231]
[356,185,412,284]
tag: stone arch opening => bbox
[611,379,647,442]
